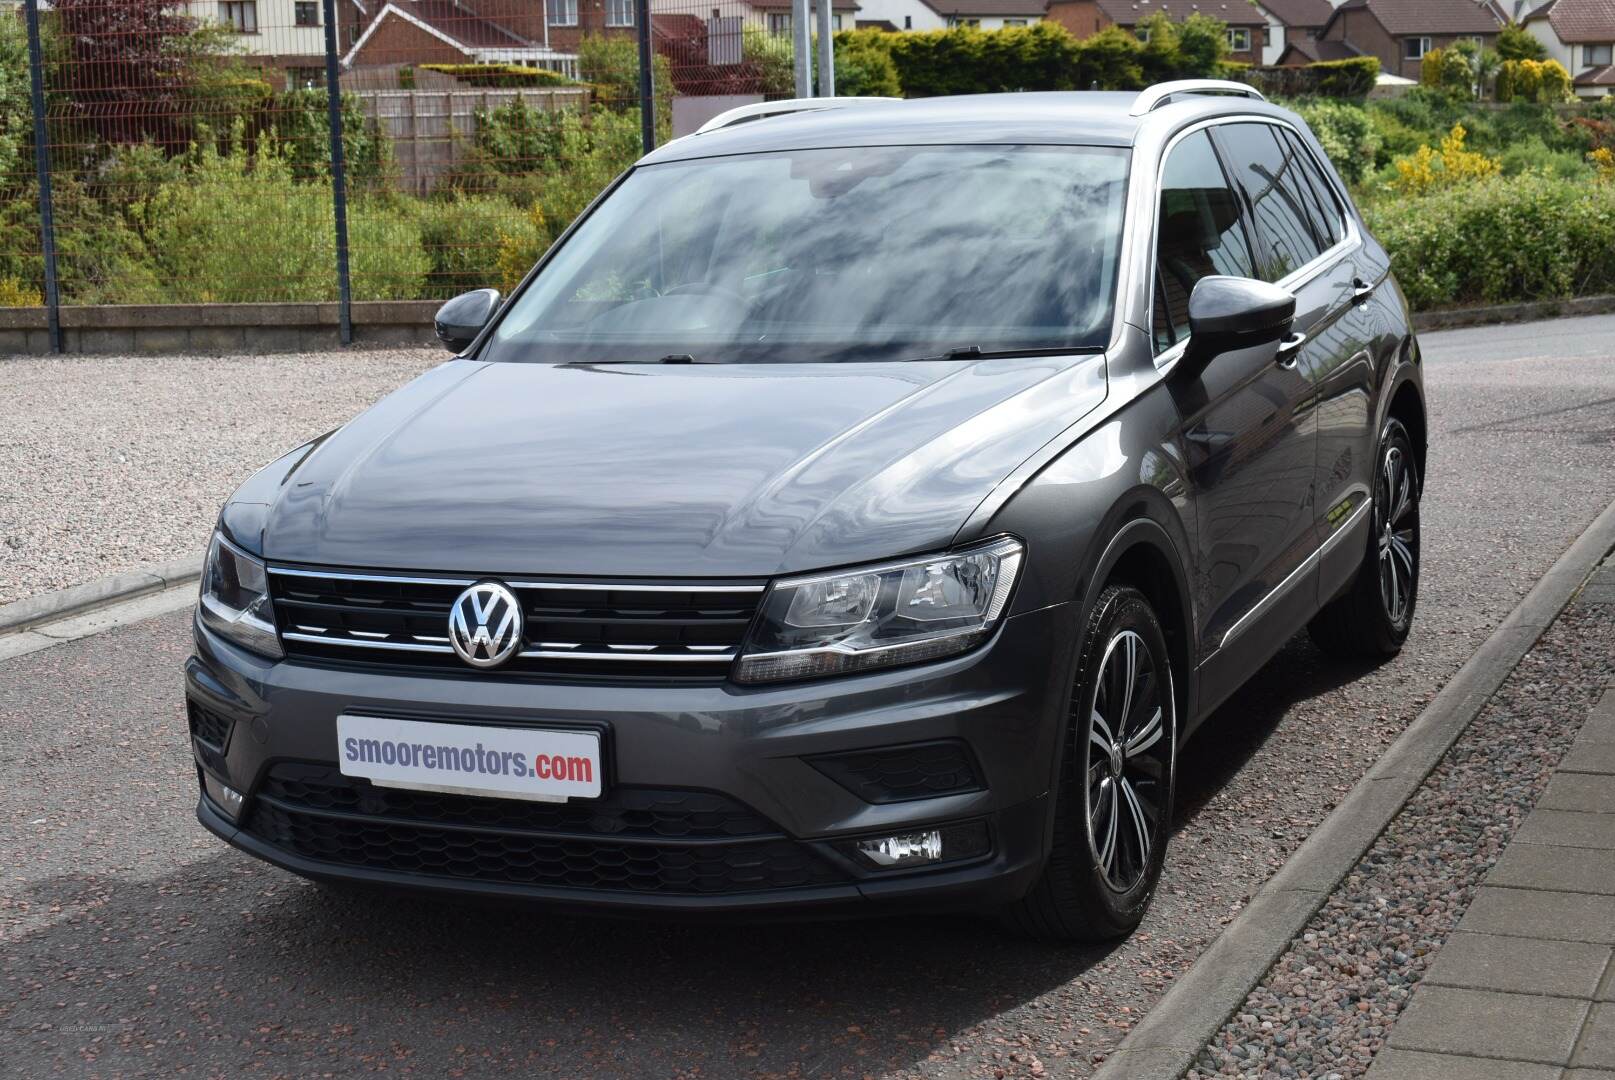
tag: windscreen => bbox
[482,144,1130,364]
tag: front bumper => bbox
[185,602,1076,916]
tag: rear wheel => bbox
[1309,418,1420,658]
[1007,585,1176,943]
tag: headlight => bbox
[735,537,1023,684]
[198,531,282,659]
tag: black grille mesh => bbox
[244,764,843,895]
[188,701,233,751]
[808,740,984,804]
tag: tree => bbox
[53,0,196,146]
[1497,23,1548,62]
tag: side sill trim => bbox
[1218,500,1370,650]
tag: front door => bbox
[1152,125,1322,714]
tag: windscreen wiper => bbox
[560,354,724,366]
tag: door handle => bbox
[1352,277,1375,305]
[1276,332,1307,365]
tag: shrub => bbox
[1592,146,1615,182]
[1390,123,1501,196]
[745,25,796,96]
[0,276,41,307]
[1497,59,1573,103]
[1496,23,1548,62]
[1296,100,1380,184]
[419,63,577,88]
[579,33,672,120]
[1310,56,1380,99]
[1420,47,1473,95]
[833,32,901,97]
[258,89,392,188]
[0,14,33,186]
[1366,172,1615,309]
[141,130,425,302]
[1498,137,1592,179]
[410,194,545,298]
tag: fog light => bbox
[851,821,990,869]
[204,774,245,822]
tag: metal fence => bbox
[2,0,823,350]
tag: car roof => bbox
[644,93,1142,163]
[641,91,1295,165]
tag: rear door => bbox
[1151,127,1320,713]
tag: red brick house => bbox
[1044,0,1270,66]
[1316,0,1507,80]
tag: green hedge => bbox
[1247,57,1380,100]
[417,64,578,88]
[836,15,1231,98]
[1365,173,1615,309]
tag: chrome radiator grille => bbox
[268,566,765,679]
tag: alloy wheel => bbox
[1084,629,1171,893]
[1376,442,1419,627]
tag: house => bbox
[1044,0,1270,65]
[185,0,330,87]
[1316,0,1507,80]
[1522,0,1615,98]
[1252,0,1335,65]
[339,0,635,79]
[654,0,860,37]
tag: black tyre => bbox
[1309,418,1421,658]
[1007,585,1176,943]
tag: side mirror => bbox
[1181,276,1295,370]
[434,288,501,353]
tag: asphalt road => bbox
[3,317,1615,1079]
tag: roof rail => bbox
[693,96,901,135]
[1129,79,1266,117]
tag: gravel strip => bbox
[0,349,440,605]
[1188,592,1615,1080]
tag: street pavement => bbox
[2,317,1615,1078]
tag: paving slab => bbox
[1486,842,1615,896]
[1561,743,1615,775]
[1542,772,1615,814]
[1364,1048,1558,1080]
[1387,986,1590,1065]
[1458,887,1615,945]
[1576,1004,1615,1070]
[1515,810,1615,850]
[1578,691,1615,745]
[1423,931,1610,998]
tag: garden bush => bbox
[1248,57,1379,101]
[411,194,545,298]
[1390,124,1500,196]
[1295,100,1380,184]
[833,33,901,97]
[1366,172,1615,309]
[141,133,425,302]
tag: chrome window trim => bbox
[1140,114,1362,374]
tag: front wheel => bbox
[1309,418,1421,658]
[1007,585,1176,943]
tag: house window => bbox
[904,15,911,28]
[294,1,318,27]
[1404,36,1432,60]
[1004,18,1028,26]
[767,11,789,34]
[1587,43,1614,67]
[948,16,981,27]
[1262,26,1272,46]
[287,66,325,89]
[1135,26,1150,43]
[1226,28,1251,51]
[832,13,842,29]
[220,0,257,32]
[547,0,578,27]
[606,0,634,26]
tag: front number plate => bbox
[337,715,602,803]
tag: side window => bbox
[1215,122,1328,282]
[1279,127,1346,249]
[1152,130,1256,353]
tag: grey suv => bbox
[187,83,1426,941]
